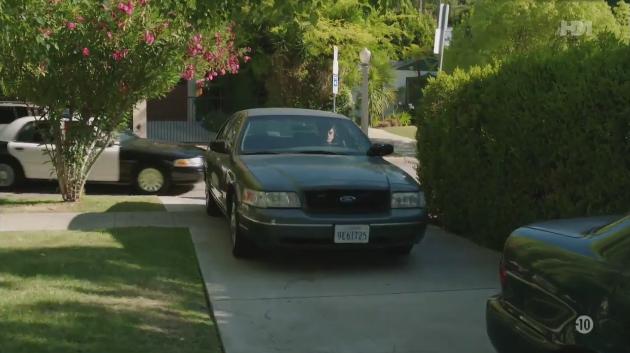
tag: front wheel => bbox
[229,197,255,258]
[135,166,170,194]
[0,161,22,189]
[205,187,222,217]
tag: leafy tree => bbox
[444,0,623,70]
[614,0,630,40]
[0,0,249,201]
[202,0,434,122]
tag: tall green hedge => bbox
[417,37,630,249]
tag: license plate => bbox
[334,225,370,244]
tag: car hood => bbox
[121,138,203,159]
[239,154,419,191]
[526,215,622,238]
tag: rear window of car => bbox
[0,107,15,124]
[14,107,30,118]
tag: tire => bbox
[229,196,255,258]
[0,160,23,189]
[205,186,222,217]
[390,244,414,256]
[135,166,170,194]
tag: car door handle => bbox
[14,147,24,151]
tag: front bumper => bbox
[238,206,428,250]
[486,296,561,353]
[170,166,204,184]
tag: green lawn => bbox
[0,227,221,353]
[383,126,417,140]
[0,194,165,213]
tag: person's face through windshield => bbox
[326,125,336,144]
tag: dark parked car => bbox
[204,108,428,257]
[0,117,204,193]
[487,214,630,353]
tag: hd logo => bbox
[558,20,593,37]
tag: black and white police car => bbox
[0,117,204,193]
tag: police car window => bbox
[16,122,50,143]
[0,107,15,124]
[14,107,30,118]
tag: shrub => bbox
[397,111,412,126]
[417,37,630,249]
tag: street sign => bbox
[433,3,450,71]
[332,46,339,95]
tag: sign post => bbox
[433,3,450,72]
[332,46,339,112]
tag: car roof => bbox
[239,108,350,120]
[0,116,37,141]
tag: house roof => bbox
[392,57,438,71]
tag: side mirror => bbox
[210,140,229,154]
[367,143,394,157]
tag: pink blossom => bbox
[220,69,226,76]
[117,1,134,16]
[244,56,251,62]
[82,47,90,57]
[144,31,155,45]
[106,31,113,40]
[181,65,195,80]
[112,49,128,61]
[66,22,77,30]
[188,43,203,56]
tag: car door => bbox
[8,121,55,179]
[206,113,244,210]
[88,143,120,182]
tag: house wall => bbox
[147,82,187,121]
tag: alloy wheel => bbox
[137,167,164,193]
[0,163,15,187]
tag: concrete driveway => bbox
[191,216,501,353]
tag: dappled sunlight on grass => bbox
[0,228,221,353]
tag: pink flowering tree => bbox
[0,0,250,201]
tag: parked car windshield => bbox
[239,115,372,155]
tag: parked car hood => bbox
[121,138,203,159]
[526,215,622,238]
[240,154,419,191]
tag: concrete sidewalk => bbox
[0,211,210,232]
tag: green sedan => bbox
[204,108,428,258]
[487,214,630,353]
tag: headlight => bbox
[391,192,425,209]
[243,188,301,208]
[174,157,204,167]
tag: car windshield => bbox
[239,115,371,155]
[113,130,138,143]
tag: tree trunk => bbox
[52,145,94,202]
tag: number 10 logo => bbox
[575,315,594,334]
